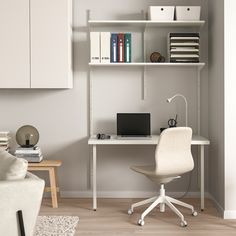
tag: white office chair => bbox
[128,127,197,227]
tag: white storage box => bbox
[176,6,201,21]
[148,6,175,21]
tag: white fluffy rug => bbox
[34,216,79,236]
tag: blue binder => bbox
[111,33,118,63]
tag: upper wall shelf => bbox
[88,20,205,28]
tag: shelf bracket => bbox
[141,11,146,101]
[197,67,201,135]
[141,66,146,100]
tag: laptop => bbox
[117,113,151,139]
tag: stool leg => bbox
[49,167,58,208]
[55,168,60,199]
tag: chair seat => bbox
[131,165,179,183]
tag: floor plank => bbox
[40,198,236,235]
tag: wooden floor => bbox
[40,198,236,236]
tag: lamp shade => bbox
[16,125,39,147]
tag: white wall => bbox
[208,0,225,214]
[0,0,208,197]
[209,0,236,219]
[224,0,236,219]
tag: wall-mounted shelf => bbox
[88,15,206,136]
[88,20,205,28]
[89,62,205,70]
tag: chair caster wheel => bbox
[180,220,187,227]
[192,211,198,216]
[128,209,133,215]
[138,219,145,226]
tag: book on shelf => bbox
[124,33,131,63]
[101,32,111,63]
[15,150,42,155]
[0,137,10,141]
[0,131,10,152]
[90,32,100,63]
[118,33,125,63]
[18,155,43,163]
[16,146,40,150]
[15,147,41,154]
[15,145,43,162]
[111,33,118,63]
[16,154,42,158]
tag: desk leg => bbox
[200,145,204,211]
[92,145,97,210]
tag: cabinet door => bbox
[0,0,30,88]
[30,0,72,88]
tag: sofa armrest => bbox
[0,172,45,236]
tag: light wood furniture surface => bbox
[40,198,236,236]
[28,160,62,208]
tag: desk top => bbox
[88,135,210,145]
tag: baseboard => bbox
[208,193,224,218]
[223,210,236,219]
[60,190,208,199]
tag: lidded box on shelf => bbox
[176,6,201,21]
[148,6,175,21]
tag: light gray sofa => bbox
[0,150,45,236]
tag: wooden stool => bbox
[28,160,62,208]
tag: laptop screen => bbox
[117,113,151,136]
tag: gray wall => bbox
[0,0,208,197]
[208,0,225,212]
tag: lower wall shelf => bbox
[89,62,205,70]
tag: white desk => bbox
[88,135,210,211]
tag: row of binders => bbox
[90,32,131,63]
[15,146,43,163]
[0,131,10,152]
[168,33,200,63]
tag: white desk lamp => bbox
[167,94,188,127]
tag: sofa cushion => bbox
[0,149,28,180]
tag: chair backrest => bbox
[155,127,194,176]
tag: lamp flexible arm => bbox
[167,94,188,127]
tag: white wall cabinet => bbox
[0,0,72,89]
[0,0,30,88]
[31,0,72,88]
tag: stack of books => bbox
[90,32,132,63]
[168,33,200,63]
[15,146,43,163]
[0,131,10,152]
